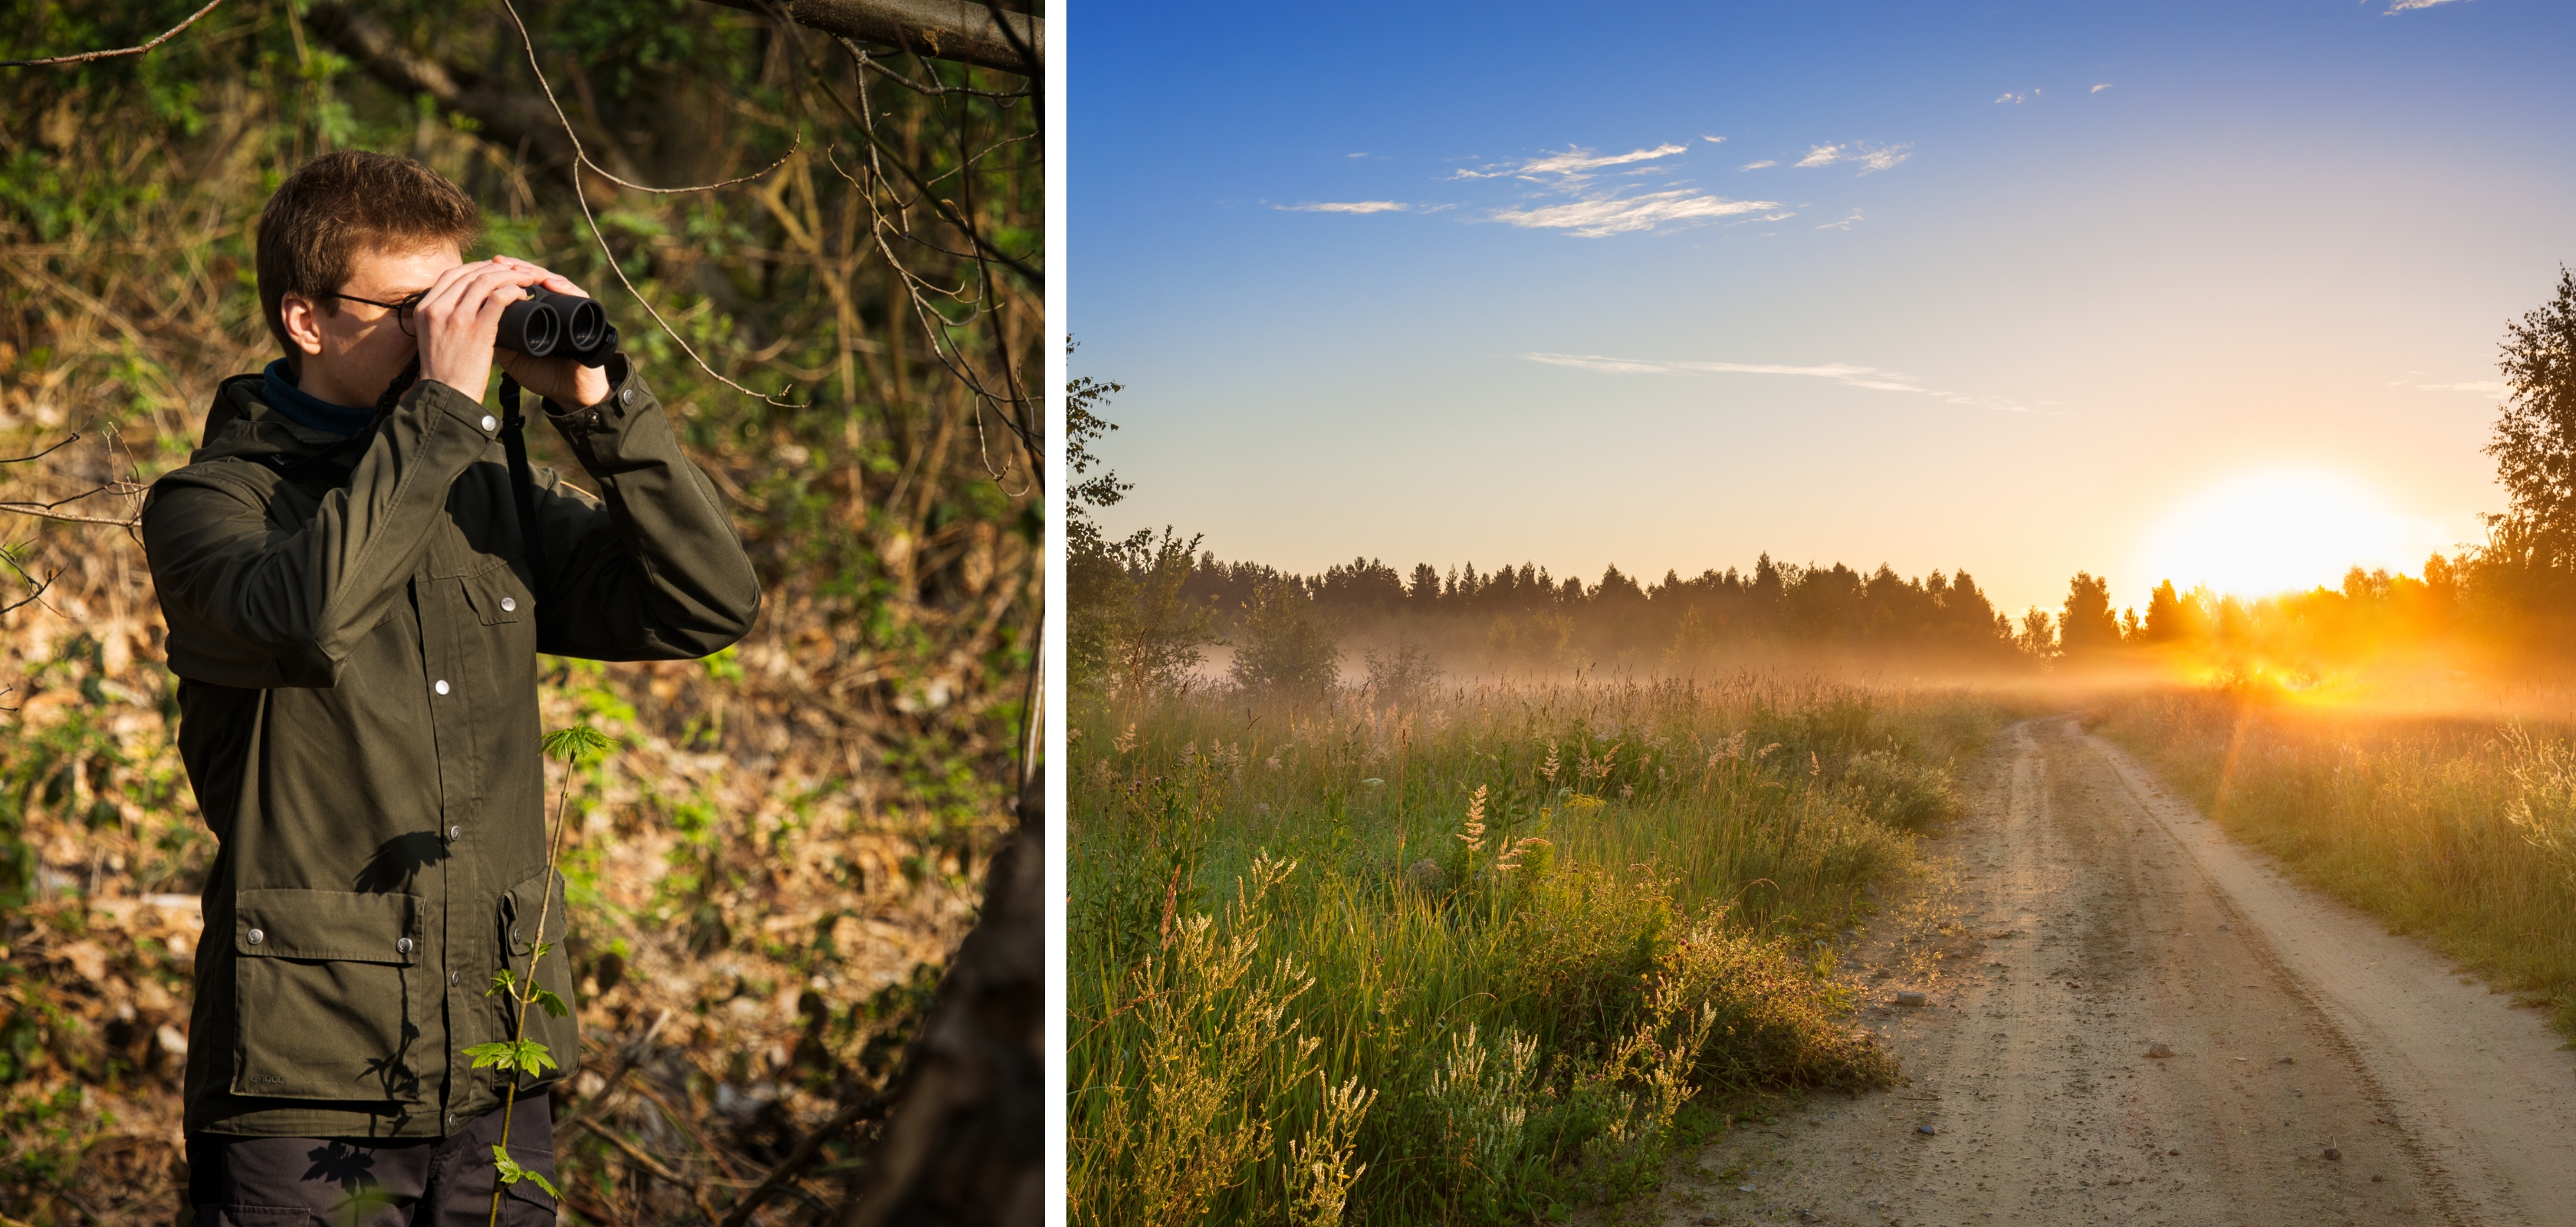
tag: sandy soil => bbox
[1635,715,2576,1227]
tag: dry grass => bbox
[1068,675,2009,1225]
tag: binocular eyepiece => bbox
[495,288,618,367]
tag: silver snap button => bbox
[500,597,517,613]
[448,824,462,841]
[481,414,497,432]
[447,1112,458,1127]
[511,926,522,944]
[450,970,460,986]
[433,679,450,696]
[396,937,414,956]
[245,927,264,945]
[619,387,635,405]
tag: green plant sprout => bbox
[463,723,617,1224]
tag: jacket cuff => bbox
[539,353,649,455]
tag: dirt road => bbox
[1645,716,2576,1227]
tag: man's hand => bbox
[488,256,614,409]
[412,256,614,409]
[413,258,551,404]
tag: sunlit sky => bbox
[1071,1,2576,616]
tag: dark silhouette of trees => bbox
[2059,572,2122,655]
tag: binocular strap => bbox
[495,375,554,613]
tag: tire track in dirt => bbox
[1637,715,2576,1227]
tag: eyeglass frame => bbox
[321,288,431,337]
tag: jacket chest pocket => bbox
[459,558,533,627]
[230,888,426,1103]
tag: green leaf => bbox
[462,1038,558,1074]
[532,986,570,1018]
[485,969,518,998]
[488,1146,558,1197]
[541,724,619,765]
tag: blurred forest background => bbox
[0,2,1040,1224]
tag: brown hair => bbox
[255,150,481,368]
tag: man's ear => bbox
[279,292,329,361]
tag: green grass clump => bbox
[1069,676,2003,1225]
[2092,687,2576,1037]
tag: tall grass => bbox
[1068,676,2005,1225]
[2092,687,2576,1036]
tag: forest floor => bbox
[1628,715,2576,1227]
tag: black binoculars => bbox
[496,288,619,367]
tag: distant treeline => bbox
[1183,551,2025,665]
[1071,516,2568,696]
[1070,268,2576,696]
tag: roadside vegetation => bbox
[1066,676,2006,1225]
[2091,687,2576,1040]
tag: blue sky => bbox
[1070,0,2576,616]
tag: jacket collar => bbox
[196,372,376,465]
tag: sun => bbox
[2131,470,2450,600]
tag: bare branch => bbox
[303,3,575,164]
[714,1087,900,1227]
[0,434,85,466]
[699,0,1042,76]
[0,0,230,68]
[492,0,804,407]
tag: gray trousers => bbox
[186,1097,557,1226]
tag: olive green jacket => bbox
[143,357,761,1138]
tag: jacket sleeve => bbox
[143,380,511,689]
[526,357,763,661]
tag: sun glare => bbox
[2131,470,2450,600]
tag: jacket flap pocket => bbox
[501,870,568,957]
[461,562,531,625]
[236,888,422,964]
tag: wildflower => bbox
[1458,784,1488,854]
[1540,743,1560,783]
[1114,723,1138,753]
[1494,835,1551,873]
[1266,754,1283,771]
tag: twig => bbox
[0,504,139,527]
[0,434,83,465]
[1,0,229,68]
[555,1006,673,1140]
[712,1087,899,1227]
[493,0,802,407]
[837,38,1030,99]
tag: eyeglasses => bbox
[325,289,430,337]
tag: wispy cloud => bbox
[1996,91,2026,104]
[2091,83,2112,93]
[1795,142,1911,173]
[1277,201,1410,213]
[1454,143,1690,183]
[1520,352,2036,411]
[1740,159,1778,169]
[2387,0,2470,11]
[1816,209,1864,231]
[2389,378,2508,394]
[1491,190,1784,238]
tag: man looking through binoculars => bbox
[141,150,762,1225]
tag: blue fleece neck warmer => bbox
[261,360,376,437]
